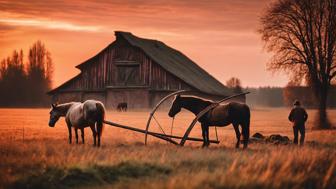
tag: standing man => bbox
[288,100,308,145]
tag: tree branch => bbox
[330,71,336,80]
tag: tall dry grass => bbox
[0,108,335,189]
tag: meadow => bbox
[0,107,335,189]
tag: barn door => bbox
[116,63,140,86]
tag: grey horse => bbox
[48,100,105,147]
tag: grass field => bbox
[0,108,335,189]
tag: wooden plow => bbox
[103,90,249,146]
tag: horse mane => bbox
[180,95,214,105]
[177,95,214,115]
[55,102,76,115]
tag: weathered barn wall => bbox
[74,37,151,89]
[52,92,82,103]
[82,92,106,104]
[148,91,174,109]
[50,35,197,109]
[150,61,192,91]
[52,35,193,92]
[106,88,150,109]
[49,32,242,109]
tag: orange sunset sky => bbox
[0,0,288,88]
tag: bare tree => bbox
[260,0,336,129]
[226,77,243,93]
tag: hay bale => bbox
[250,133,291,145]
[252,132,265,139]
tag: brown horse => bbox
[117,102,128,112]
[48,100,105,147]
[168,95,250,148]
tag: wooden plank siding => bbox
[56,37,192,92]
[150,61,191,91]
[51,36,195,108]
[49,31,245,109]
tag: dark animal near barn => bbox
[168,95,250,148]
[48,100,105,147]
[117,102,128,111]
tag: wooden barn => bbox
[48,31,244,109]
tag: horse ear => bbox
[51,103,56,109]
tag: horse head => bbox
[49,103,61,127]
[168,94,182,117]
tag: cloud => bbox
[0,18,104,32]
[0,23,16,32]
[0,0,269,32]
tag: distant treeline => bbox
[226,77,336,108]
[245,87,284,107]
[245,86,336,108]
[0,41,53,107]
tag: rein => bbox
[214,126,218,141]
[170,117,175,136]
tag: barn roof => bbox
[50,31,234,96]
[48,74,81,94]
[112,31,233,96]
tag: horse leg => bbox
[205,125,210,147]
[67,124,72,144]
[96,122,102,147]
[81,128,85,144]
[75,128,79,144]
[90,125,97,146]
[233,123,241,148]
[201,123,209,147]
[242,122,250,149]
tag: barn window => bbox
[115,61,140,86]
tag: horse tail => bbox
[96,102,105,137]
[245,107,250,138]
[242,105,250,146]
[243,105,251,140]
